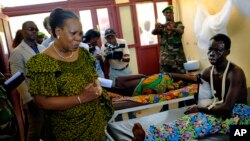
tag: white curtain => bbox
[232,0,250,18]
[194,0,233,50]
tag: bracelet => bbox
[77,96,82,104]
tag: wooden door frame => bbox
[126,0,172,75]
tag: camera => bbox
[104,43,125,60]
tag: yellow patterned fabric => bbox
[133,73,175,96]
[114,84,198,104]
[26,48,114,141]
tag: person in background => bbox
[132,34,250,141]
[152,5,188,111]
[102,28,132,84]
[41,16,54,47]
[26,8,113,140]
[9,21,46,141]
[102,28,136,121]
[81,29,105,78]
[140,20,157,46]
[36,32,46,45]
[12,29,24,48]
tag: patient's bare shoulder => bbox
[227,63,247,104]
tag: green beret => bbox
[37,32,45,38]
[162,5,173,13]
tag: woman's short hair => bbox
[49,8,79,38]
[83,29,100,43]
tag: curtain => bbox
[194,0,233,50]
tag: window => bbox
[9,13,50,39]
[97,8,110,33]
[96,8,110,43]
[136,2,158,46]
[0,0,66,7]
[156,2,169,24]
[79,10,94,34]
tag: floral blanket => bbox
[112,84,198,104]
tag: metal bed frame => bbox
[105,95,194,141]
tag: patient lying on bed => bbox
[132,34,250,141]
[110,72,198,103]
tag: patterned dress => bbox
[159,21,187,73]
[145,104,250,141]
[26,48,114,141]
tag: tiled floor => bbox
[122,102,179,120]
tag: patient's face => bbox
[207,40,227,65]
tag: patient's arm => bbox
[108,92,123,99]
[170,72,198,83]
[116,74,145,88]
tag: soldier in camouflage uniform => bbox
[152,5,186,73]
[152,5,188,111]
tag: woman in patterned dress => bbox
[26,8,113,141]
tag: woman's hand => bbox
[79,79,103,103]
[184,105,199,115]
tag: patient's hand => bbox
[184,105,199,114]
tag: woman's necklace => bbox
[53,43,73,59]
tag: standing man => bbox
[102,28,132,85]
[9,21,46,141]
[42,16,54,47]
[152,5,188,110]
[81,29,105,78]
[152,5,186,73]
[102,28,136,120]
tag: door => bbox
[79,7,114,46]
[135,1,169,75]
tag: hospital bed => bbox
[106,96,229,141]
[105,75,229,141]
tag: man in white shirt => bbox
[102,28,132,85]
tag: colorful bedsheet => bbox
[112,84,198,104]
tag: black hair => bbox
[12,29,23,48]
[210,34,231,50]
[49,8,79,38]
[22,21,35,30]
[43,16,50,30]
[83,29,100,43]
